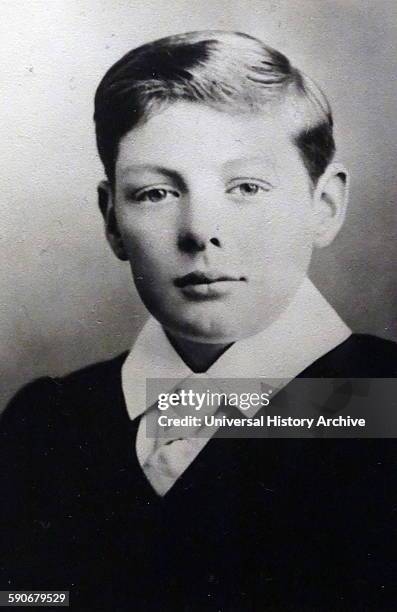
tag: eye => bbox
[227,180,272,199]
[236,183,261,196]
[133,187,180,203]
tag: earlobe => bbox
[312,163,349,248]
[97,180,128,261]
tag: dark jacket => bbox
[1,334,397,611]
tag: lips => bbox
[174,271,245,288]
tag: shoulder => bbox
[302,334,397,377]
[1,351,129,433]
[56,350,128,407]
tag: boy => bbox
[1,31,396,610]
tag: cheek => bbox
[241,205,313,275]
[118,220,175,279]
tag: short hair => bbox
[94,30,335,185]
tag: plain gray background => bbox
[1,0,396,410]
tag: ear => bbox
[97,180,128,261]
[312,163,349,248]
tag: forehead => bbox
[116,101,305,179]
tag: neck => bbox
[165,330,233,373]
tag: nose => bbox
[177,194,223,254]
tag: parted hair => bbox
[94,30,335,185]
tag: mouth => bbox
[174,271,247,299]
[174,271,246,288]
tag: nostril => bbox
[178,233,206,253]
[177,233,221,253]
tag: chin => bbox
[164,313,242,345]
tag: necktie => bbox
[142,375,224,496]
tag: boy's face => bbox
[111,101,317,343]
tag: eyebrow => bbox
[120,164,187,190]
[120,164,180,179]
[222,155,276,173]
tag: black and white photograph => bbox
[1,1,396,610]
